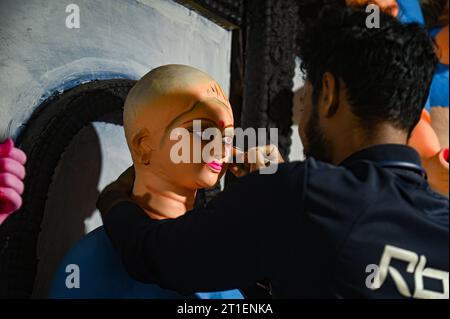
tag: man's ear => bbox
[320,72,340,118]
[132,128,153,165]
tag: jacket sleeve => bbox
[103,163,304,294]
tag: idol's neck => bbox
[132,168,196,220]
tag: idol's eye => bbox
[222,136,233,146]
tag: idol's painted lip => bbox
[207,161,223,172]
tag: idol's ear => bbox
[131,128,153,165]
[320,72,340,119]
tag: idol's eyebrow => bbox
[182,121,234,134]
[180,118,216,127]
[165,98,231,133]
[160,101,202,149]
[165,101,202,135]
[160,98,231,148]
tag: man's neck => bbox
[332,124,409,165]
[132,169,196,220]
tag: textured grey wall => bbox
[0,0,231,138]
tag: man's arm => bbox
[103,163,303,294]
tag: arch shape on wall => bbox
[0,79,135,297]
[0,78,224,298]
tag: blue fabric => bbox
[429,27,442,38]
[428,64,449,109]
[397,0,424,24]
[397,0,449,111]
[49,226,244,299]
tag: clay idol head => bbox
[123,64,234,194]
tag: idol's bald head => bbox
[123,64,228,143]
[121,65,234,220]
[123,64,232,169]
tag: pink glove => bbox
[0,138,27,224]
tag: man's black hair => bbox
[297,6,438,135]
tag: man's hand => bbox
[97,166,135,220]
[229,144,284,177]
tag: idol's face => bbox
[160,98,234,190]
[134,80,234,191]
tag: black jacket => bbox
[104,144,449,298]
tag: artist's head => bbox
[123,64,234,191]
[296,6,437,164]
